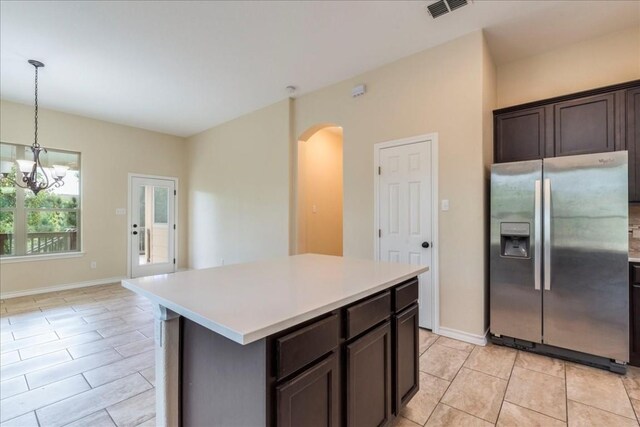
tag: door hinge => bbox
[173,224,176,230]
[378,229,382,238]
[173,258,176,264]
[378,166,381,175]
[174,190,176,196]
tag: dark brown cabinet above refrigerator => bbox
[494,80,640,202]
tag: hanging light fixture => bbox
[0,59,68,195]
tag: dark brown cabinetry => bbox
[346,322,392,427]
[276,353,340,427]
[494,80,640,201]
[628,88,640,201]
[394,304,419,412]
[631,263,640,366]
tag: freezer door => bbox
[490,160,543,343]
[543,152,629,361]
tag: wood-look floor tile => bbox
[64,410,116,427]
[54,317,125,339]
[567,400,638,427]
[565,364,635,419]
[83,307,143,324]
[19,331,102,360]
[97,321,153,339]
[3,317,48,330]
[67,331,146,359]
[1,350,71,381]
[497,401,566,427]
[139,366,155,387]
[114,337,153,358]
[425,404,493,427]
[26,349,123,389]
[464,344,516,380]
[419,344,469,381]
[0,411,38,427]
[1,332,58,353]
[505,366,566,421]
[106,388,155,427]
[435,336,474,353]
[0,376,28,399]
[441,367,507,423]
[0,332,13,344]
[138,325,154,339]
[0,351,20,366]
[11,325,55,340]
[0,375,90,422]
[83,350,154,387]
[36,373,152,427]
[514,351,565,379]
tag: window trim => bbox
[0,141,82,259]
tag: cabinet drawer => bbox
[345,291,391,339]
[394,279,418,312]
[276,314,339,379]
[633,264,640,285]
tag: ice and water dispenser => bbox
[500,222,530,258]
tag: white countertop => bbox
[631,256,640,263]
[122,254,427,345]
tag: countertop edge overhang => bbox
[122,254,428,345]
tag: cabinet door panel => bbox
[554,94,615,156]
[394,304,419,413]
[276,353,340,427]
[627,88,640,202]
[495,107,545,163]
[346,322,392,427]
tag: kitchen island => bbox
[122,254,427,427]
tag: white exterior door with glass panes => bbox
[130,176,176,278]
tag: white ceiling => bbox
[1,1,638,137]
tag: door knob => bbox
[422,242,430,248]
[132,231,138,235]
[133,224,138,228]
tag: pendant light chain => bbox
[34,63,39,148]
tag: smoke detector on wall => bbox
[426,0,469,18]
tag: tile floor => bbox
[2,284,640,427]
[394,330,640,427]
[0,283,155,427]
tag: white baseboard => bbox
[438,326,489,346]
[0,276,126,300]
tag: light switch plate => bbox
[115,208,126,215]
[441,199,449,211]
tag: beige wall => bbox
[497,26,640,108]
[297,127,343,256]
[294,31,491,336]
[186,100,291,269]
[0,100,188,295]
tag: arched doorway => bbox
[296,125,343,256]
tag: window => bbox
[0,142,81,258]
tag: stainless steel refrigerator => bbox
[490,151,629,372]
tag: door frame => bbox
[127,173,179,279]
[373,133,439,333]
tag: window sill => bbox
[0,252,85,264]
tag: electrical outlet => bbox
[90,261,97,269]
[115,208,126,215]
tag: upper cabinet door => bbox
[554,93,616,157]
[628,87,640,202]
[495,107,545,163]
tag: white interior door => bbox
[378,141,433,329]
[130,176,176,278]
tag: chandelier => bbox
[0,60,67,195]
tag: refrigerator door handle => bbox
[543,178,552,291]
[534,180,542,291]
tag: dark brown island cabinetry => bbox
[181,277,420,427]
[494,80,640,201]
[630,263,640,367]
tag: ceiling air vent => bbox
[427,0,470,19]
[446,0,468,11]
[427,0,449,18]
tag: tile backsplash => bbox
[631,204,640,257]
